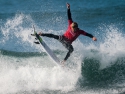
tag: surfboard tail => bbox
[31,25,60,65]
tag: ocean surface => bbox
[0,0,125,94]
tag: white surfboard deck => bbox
[32,26,60,65]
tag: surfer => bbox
[39,3,97,64]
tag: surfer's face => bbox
[71,22,78,32]
[71,25,78,32]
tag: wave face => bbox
[0,0,125,94]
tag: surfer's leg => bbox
[64,44,74,61]
[58,36,74,60]
[42,33,59,40]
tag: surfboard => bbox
[31,26,60,65]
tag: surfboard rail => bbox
[32,26,60,65]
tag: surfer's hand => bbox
[38,32,42,36]
[92,37,97,41]
[66,3,70,9]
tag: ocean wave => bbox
[0,49,47,57]
[78,56,125,89]
[0,49,65,58]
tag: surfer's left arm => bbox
[86,33,97,41]
[80,30,97,41]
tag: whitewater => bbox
[0,0,125,94]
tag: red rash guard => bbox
[63,20,87,44]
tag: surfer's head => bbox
[71,22,78,32]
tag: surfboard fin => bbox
[34,41,40,44]
[31,34,35,36]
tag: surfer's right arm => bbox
[67,3,72,20]
[67,3,73,25]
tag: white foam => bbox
[0,13,41,52]
[0,13,125,94]
[0,54,80,94]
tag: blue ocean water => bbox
[0,0,125,94]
